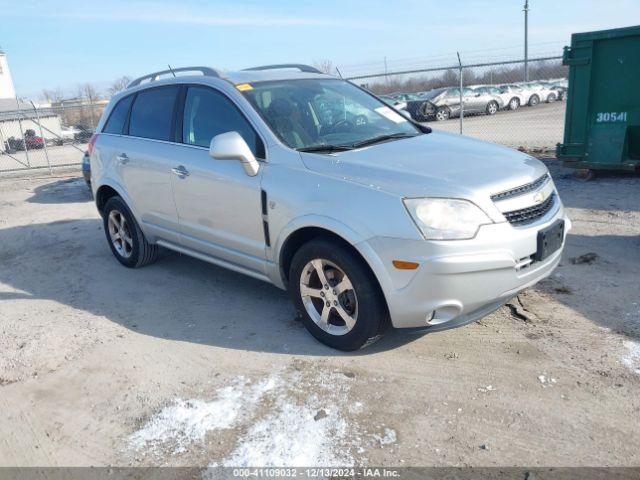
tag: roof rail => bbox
[127,66,220,88]
[242,64,322,74]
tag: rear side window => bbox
[182,86,263,157]
[103,95,133,134]
[129,86,179,141]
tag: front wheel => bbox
[289,239,389,351]
[435,107,451,121]
[547,93,557,103]
[486,101,499,115]
[508,97,520,110]
[103,196,158,268]
[528,94,540,106]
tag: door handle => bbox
[171,165,190,178]
[116,153,129,164]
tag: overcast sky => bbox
[1,0,638,98]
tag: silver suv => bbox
[90,65,570,351]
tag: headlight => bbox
[403,198,492,240]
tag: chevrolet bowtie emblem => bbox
[533,191,545,204]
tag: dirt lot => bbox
[0,160,639,469]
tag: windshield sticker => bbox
[375,106,406,124]
[236,83,253,91]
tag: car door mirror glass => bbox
[209,131,260,176]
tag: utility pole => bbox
[384,56,388,83]
[524,0,529,81]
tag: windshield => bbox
[241,79,420,151]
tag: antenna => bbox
[167,64,176,77]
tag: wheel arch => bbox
[276,225,390,317]
[95,181,138,220]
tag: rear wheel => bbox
[528,94,540,106]
[547,93,557,103]
[103,196,158,268]
[435,107,451,121]
[486,101,499,115]
[289,239,388,351]
[508,97,520,110]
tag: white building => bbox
[0,47,17,99]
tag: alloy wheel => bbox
[436,109,449,121]
[299,258,358,336]
[107,210,133,258]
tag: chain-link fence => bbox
[346,55,567,152]
[0,98,106,173]
[1,55,567,174]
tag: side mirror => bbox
[209,131,260,177]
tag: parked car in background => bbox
[82,151,91,187]
[500,83,541,107]
[387,92,432,121]
[526,82,558,103]
[60,126,82,142]
[379,94,408,112]
[414,87,503,121]
[540,80,567,101]
[3,130,45,152]
[472,85,526,111]
[91,64,569,351]
[74,125,94,143]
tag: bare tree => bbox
[108,76,132,96]
[74,83,102,129]
[41,87,64,103]
[76,82,100,102]
[314,59,334,75]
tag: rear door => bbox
[116,86,181,243]
[464,87,484,112]
[170,85,267,274]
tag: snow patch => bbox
[129,375,280,454]
[372,427,397,446]
[621,340,640,375]
[218,401,351,467]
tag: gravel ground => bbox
[0,159,639,469]
[429,101,565,150]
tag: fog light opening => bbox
[427,305,462,326]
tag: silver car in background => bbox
[415,87,503,121]
[472,85,527,111]
[90,65,570,351]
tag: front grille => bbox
[503,193,556,225]
[491,173,550,201]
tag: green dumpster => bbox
[557,25,640,172]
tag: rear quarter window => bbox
[103,95,133,134]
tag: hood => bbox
[299,130,548,215]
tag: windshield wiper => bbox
[349,132,418,149]
[297,144,354,153]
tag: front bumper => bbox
[358,205,571,330]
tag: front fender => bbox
[267,214,372,288]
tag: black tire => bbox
[508,97,520,111]
[435,107,451,121]
[289,238,389,351]
[528,94,540,107]
[486,101,499,115]
[547,93,557,103]
[103,196,158,268]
